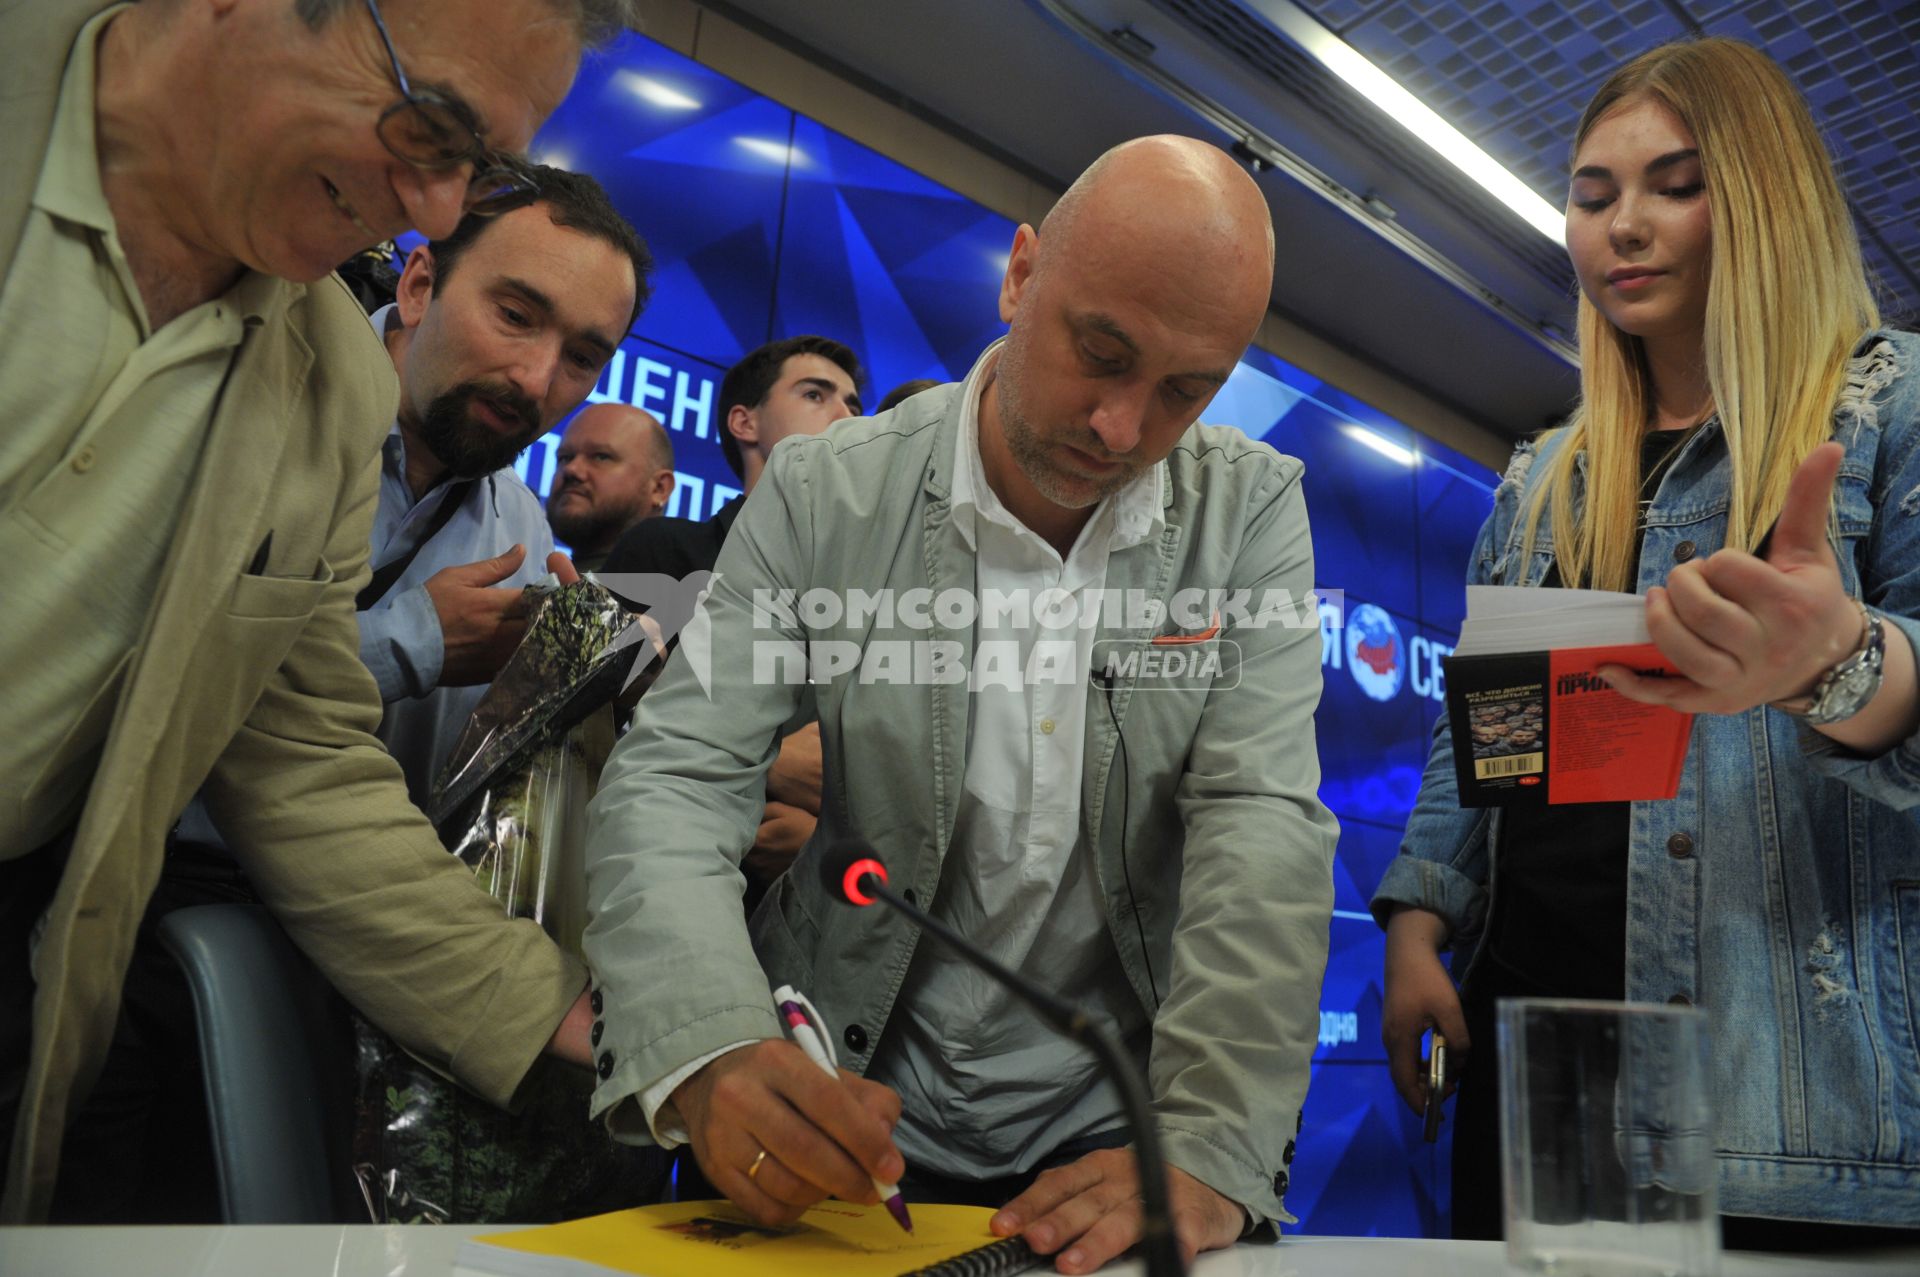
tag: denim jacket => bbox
[1372,329,1920,1223]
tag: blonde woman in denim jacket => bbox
[1372,38,1920,1245]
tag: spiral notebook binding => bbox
[901,1235,1039,1277]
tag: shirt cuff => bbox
[1369,854,1486,943]
[357,583,445,703]
[637,1041,760,1147]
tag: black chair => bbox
[156,903,358,1222]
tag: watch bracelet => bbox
[1783,603,1884,725]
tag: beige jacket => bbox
[1,0,586,1221]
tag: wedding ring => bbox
[747,1148,769,1180]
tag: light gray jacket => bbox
[582,382,1337,1224]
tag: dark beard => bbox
[415,381,541,479]
[546,496,634,554]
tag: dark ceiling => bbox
[701,0,1917,444]
[1292,0,1919,328]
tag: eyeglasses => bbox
[363,0,540,215]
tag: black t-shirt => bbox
[600,494,745,583]
[1479,426,1697,999]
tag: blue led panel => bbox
[1294,1060,1450,1238]
[536,37,792,367]
[1315,642,1433,828]
[1229,351,1424,620]
[1317,914,1386,1065]
[773,117,1017,391]
[1331,819,1407,920]
[1416,439,1501,636]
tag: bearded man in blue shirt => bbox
[361,166,651,805]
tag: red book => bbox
[1442,589,1694,806]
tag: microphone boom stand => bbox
[855,873,1185,1277]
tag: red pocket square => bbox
[1150,611,1222,645]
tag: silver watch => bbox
[1774,607,1885,726]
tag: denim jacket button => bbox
[1666,832,1695,858]
[1673,540,1697,563]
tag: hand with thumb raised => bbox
[1600,442,1861,716]
[425,543,535,687]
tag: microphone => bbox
[818,840,1186,1277]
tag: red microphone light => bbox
[841,858,887,906]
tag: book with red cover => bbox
[1442,589,1694,806]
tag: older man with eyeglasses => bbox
[0,0,635,1222]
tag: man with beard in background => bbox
[363,166,651,805]
[546,403,676,572]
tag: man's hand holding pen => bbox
[669,1041,904,1228]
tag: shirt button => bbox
[843,1023,869,1054]
[1040,718,1056,735]
[1666,832,1695,859]
[590,1021,603,1047]
[1673,540,1697,563]
[71,445,97,473]
[596,1051,614,1079]
[590,989,603,1015]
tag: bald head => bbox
[575,403,673,470]
[548,404,676,561]
[1032,135,1275,344]
[978,136,1275,540]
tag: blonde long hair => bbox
[1521,38,1878,592]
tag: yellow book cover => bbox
[456,1199,1039,1277]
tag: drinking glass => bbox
[1499,997,1719,1276]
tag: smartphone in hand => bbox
[1422,1031,1449,1143]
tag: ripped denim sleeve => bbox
[1801,334,1920,810]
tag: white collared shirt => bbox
[863,339,1163,1177]
[638,342,1166,1164]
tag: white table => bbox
[3,1225,1917,1277]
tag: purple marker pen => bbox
[776,991,912,1234]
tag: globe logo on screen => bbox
[1345,603,1404,702]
